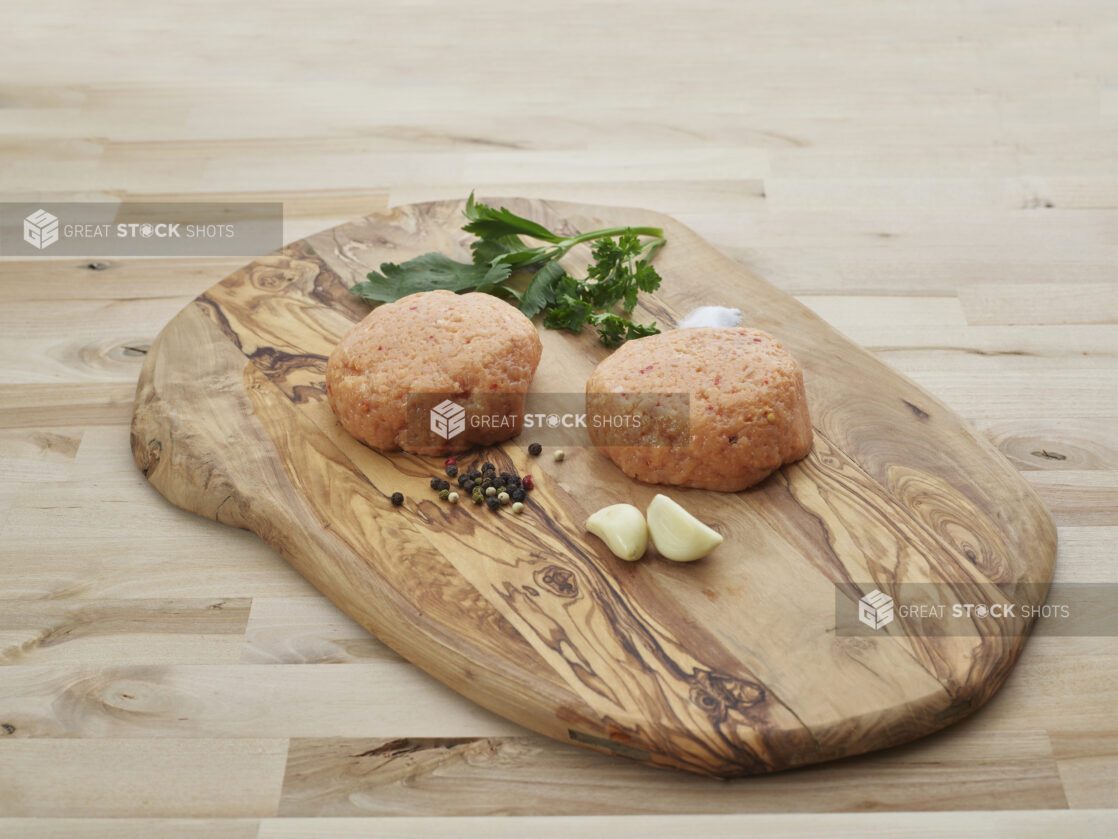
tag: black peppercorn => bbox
[469,470,482,480]
[429,477,442,490]
[482,461,495,472]
[390,492,404,506]
[461,479,474,492]
[510,488,526,503]
[446,464,459,478]
[528,443,542,456]
[500,471,512,479]
[439,479,451,491]
[486,496,501,511]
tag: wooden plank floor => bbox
[1,1,1116,835]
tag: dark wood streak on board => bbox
[131,198,1057,777]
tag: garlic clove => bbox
[585,504,649,562]
[646,494,723,562]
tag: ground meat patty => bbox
[586,327,813,491]
[326,290,542,455]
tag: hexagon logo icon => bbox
[430,399,466,440]
[24,209,59,250]
[858,589,894,630]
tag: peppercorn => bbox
[553,450,565,462]
[486,496,501,511]
[438,488,450,501]
[512,501,525,514]
[390,492,404,507]
[482,461,495,472]
[446,464,459,478]
[510,488,526,503]
[429,477,442,490]
[481,478,493,491]
[493,477,507,488]
[439,479,451,491]
[498,491,510,505]
[472,488,484,505]
[447,491,459,504]
[522,475,534,491]
[444,457,457,467]
[469,470,482,480]
[461,479,475,492]
[500,471,512,479]
[528,443,542,456]
[485,486,497,497]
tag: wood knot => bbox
[689,670,765,723]
[902,399,930,420]
[534,565,579,598]
[131,433,162,477]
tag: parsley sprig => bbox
[349,194,666,348]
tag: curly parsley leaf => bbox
[588,312,660,349]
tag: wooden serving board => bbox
[131,198,1056,777]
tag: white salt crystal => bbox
[677,306,742,329]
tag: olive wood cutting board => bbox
[131,198,1057,777]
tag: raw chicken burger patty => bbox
[327,290,542,455]
[586,327,813,491]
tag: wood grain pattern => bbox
[130,198,1057,777]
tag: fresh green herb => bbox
[350,193,665,348]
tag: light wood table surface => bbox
[1,1,1116,836]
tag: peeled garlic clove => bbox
[585,504,648,561]
[646,494,723,562]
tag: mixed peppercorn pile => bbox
[387,443,554,513]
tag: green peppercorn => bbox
[528,443,542,456]
[472,489,484,505]
[438,488,450,501]
[390,492,404,507]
